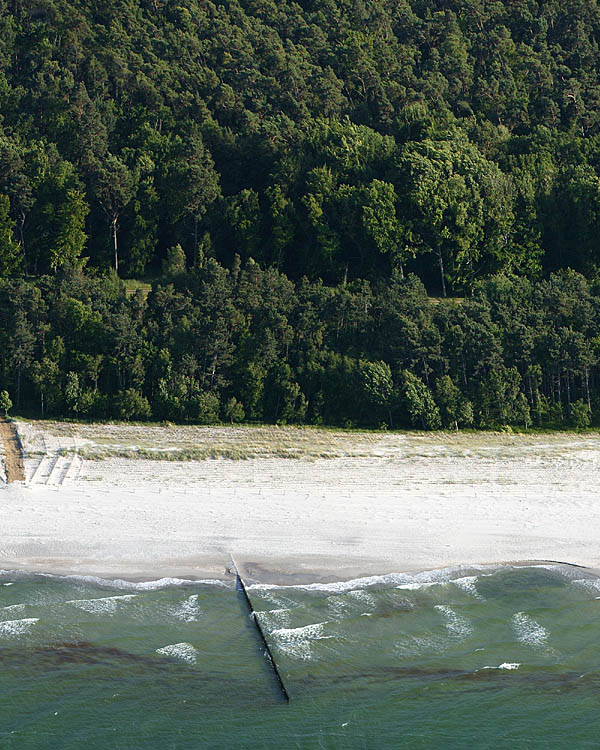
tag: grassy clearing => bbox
[428,296,464,306]
[36,421,390,462]
[122,279,153,298]
[63,446,349,461]
[26,419,600,464]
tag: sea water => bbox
[1,564,600,748]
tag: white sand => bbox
[2,421,600,583]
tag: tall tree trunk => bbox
[584,367,591,410]
[209,355,217,389]
[112,216,119,273]
[18,213,27,273]
[422,358,429,386]
[527,372,534,408]
[437,249,447,297]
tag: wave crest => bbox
[0,617,39,637]
[156,642,198,664]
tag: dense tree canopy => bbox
[0,0,599,288]
[0,264,599,430]
[1,1,600,428]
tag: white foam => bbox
[272,622,329,639]
[263,607,289,616]
[326,594,353,618]
[396,582,438,591]
[571,578,600,593]
[481,662,520,671]
[0,570,230,591]
[434,605,473,638]
[172,594,201,622]
[271,622,332,660]
[511,612,548,648]
[453,576,483,599]
[250,573,411,594]
[2,604,25,613]
[252,591,299,612]
[0,617,39,637]
[255,608,291,628]
[66,594,137,614]
[394,634,447,657]
[528,564,595,584]
[347,589,376,608]
[59,574,230,591]
[528,563,576,573]
[156,642,198,664]
[2,583,14,587]
[249,564,498,594]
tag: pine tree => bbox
[0,195,22,277]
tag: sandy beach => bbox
[1,420,600,583]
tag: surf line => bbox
[229,554,290,702]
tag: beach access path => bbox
[0,419,25,483]
[1,421,600,584]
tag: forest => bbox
[1,0,600,428]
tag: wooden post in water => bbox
[229,555,290,702]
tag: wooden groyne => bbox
[229,555,290,702]
[0,419,25,483]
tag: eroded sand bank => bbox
[1,421,600,583]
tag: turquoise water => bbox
[1,564,600,748]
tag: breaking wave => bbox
[434,605,473,638]
[511,612,549,648]
[271,622,333,660]
[156,642,198,664]
[172,594,201,623]
[0,617,39,637]
[66,594,138,614]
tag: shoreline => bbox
[0,557,597,588]
[3,421,600,586]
